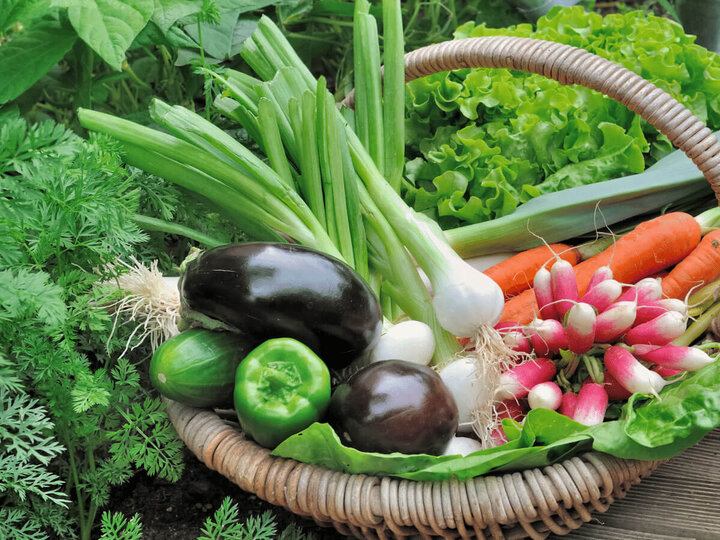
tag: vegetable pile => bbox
[73,2,720,485]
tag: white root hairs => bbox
[102,257,182,357]
[468,324,527,449]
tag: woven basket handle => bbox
[346,36,720,203]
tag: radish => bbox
[616,277,663,305]
[572,383,608,426]
[624,311,687,346]
[534,267,558,320]
[371,320,435,365]
[587,265,613,290]
[565,302,596,354]
[579,279,622,313]
[528,382,562,410]
[527,319,568,356]
[594,301,637,343]
[652,365,683,377]
[582,372,631,400]
[632,344,714,371]
[604,346,667,395]
[634,298,688,326]
[550,259,579,318]
[490,399,526,446]
[559,392,578,418]
[496,322,531,354]
[496,358,557,400]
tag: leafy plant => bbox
[0,111,188,539]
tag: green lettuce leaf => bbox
[403,7,720,229]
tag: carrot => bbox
[661,230,720,299]
[499,213,701,324]
[484,243,580,297]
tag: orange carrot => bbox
[485,243,580,297]
[500,213,701,324]
[661,230,720,299]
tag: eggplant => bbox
[329,360,459,455]
[178,243,382,369]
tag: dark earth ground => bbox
[106,446,339,539]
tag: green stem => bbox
[382,0,404,192]
[674,301,720,346]
[133,214,224,247]
[66,441,87,540]
[695,206,720,233]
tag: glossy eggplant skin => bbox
[329,360,459,455]
[179,243,382,369]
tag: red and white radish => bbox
[559,392,578,418]
[616,277,663,305]
[604,346,667,395]
[528,381,563,410]
[496,358,557,400]
[490,399,526,446]
[594,301,637,343]
[632,344,714,371]
[624,311,687,346]
[527,319,568,357]
[652,365,683,377]
[579,279,622,313]
[565,302,596,354]
[496,322,531,354]
[587,265,613,291]
[550,259,579,318]
[634,298,688,326]
[534,267,558,320]
[573,383,608,426]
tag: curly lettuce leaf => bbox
[404,7,720,229]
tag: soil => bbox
[106,447,342,539]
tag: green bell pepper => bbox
[234,338,331,448]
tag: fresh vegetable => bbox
[407,8,720,252]
[484,243,579,297]
[579,279,623,313]
[329,360,458,455]
[527,319,568,356]
[594,302,637,343]
[500,212,702,324]
[550,259,579,318]
[179,243,382,369]
[565,303,596,354]
[497,323,532,354]
[635,298,688,326]
[370,320,435,365]
[587,266,613,290]
[662,230,720,299]
[600,372,632,401]
[624,311,687,346]
[150,329,249,408]
[443,436,483,456]
[234,338,331,449]
[496,358,557,400]
[572,384,608,426]
[632,344,715,371]
[616,277,663,304]
[559,393,578,418]
[439,357,493,432]
[528,382,563,411]
[533,267,558,320]
[604,346,667,396]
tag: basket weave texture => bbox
[167,36,720,539]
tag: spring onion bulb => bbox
[439,358,494,433]
[370,320,435,366]
[443,436,483,456]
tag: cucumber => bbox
[150,329,248,408]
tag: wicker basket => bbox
[166,36,720,539]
